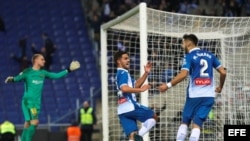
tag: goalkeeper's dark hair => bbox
[114,51,129,66]
[183,34,198,46]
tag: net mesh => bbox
[103,6,250,141]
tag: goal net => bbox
[101,2,250,141]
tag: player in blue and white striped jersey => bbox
[159,34,226,141]
[114,51,158,141]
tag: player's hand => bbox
[4,76,14,83]
[144,62,152,74]
[140,84,151,92]
[158,83,168,92]
[215,86,222,93]
[69,60,80,72]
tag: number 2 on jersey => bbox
[200,59,209,77]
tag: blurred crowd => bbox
[82,0,250,52]
[10,33,56,72]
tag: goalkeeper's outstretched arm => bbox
[4,70,27,83]
[67,60,80,72]
[4,76,14,83]
[45,60,81,79]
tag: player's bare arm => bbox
[120,84,150,93]
[158,69,188,92]
[215,66,227,93]
[135,62,152,88]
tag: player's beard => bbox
[122,62,129,70]
[125,64,130,70]
[184,46,189,54]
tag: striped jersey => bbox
[181,48,221,98]
[115,68,137,115]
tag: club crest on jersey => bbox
[193,56,198,60]
[194,78,211,85]
[40,74,45,78]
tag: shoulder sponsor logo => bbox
[193,55,198,60]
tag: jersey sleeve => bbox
[44,70,68,79]
[212,54,222,69]
[116,71,128,89]
[181,55,191,71]
[132,78,136,87]
[13,71,27,82]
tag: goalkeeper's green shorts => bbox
[22,99,40,121]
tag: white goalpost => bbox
[101,2,250,141]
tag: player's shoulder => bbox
[117,68,128,75]
[17,68,31,75]
[199,49,215,55]
[202,50,217,59]
[193,49,216,57]
[22,68,32,73]
[39,69,49,74]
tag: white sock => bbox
[138,118,156,136]
[129,140,134,141]
[138,126,147,136]
[176,124,188,141]
[189,128,200,141]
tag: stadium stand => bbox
[0,0,101,124]
[83,0,249,91]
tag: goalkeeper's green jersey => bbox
[13,67,68,106]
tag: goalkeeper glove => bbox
[67,60,80,72]
[4,76,14,83]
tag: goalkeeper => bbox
[4,54,80,141]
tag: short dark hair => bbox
[114,51,128,66]
[183,34,198,46]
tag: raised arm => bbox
[45,70,68,79]
[135,62,152,88]
[45,60,81,79]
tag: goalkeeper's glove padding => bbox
[67,60,80,72]
[4,76,14,83]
